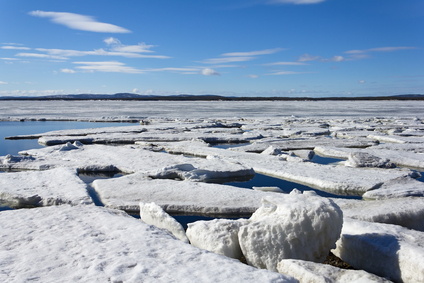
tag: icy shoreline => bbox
[1,101,424,282]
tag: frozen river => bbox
[0,100,423,120]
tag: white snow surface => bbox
[332,218,424,283]
[92,172,272,215]
[277,259,391,283]
[0,167,92,207]
[238,191,343,271]
[362,176,424,200]
[0,205,295,283]
[139,202,189,243]
[186,218,249,259]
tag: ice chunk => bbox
[139,202,189,243]
[277,259,391,283]
[0,167,92,207]
[252,186,285,193]
[363,176,424,200]
[333,218,424,283]
[0,205,295,282]
[58,141,80,151]
[238,192,343,271]
[345,152,396,168]
[186,218,249,259]
[261,146,283,155]
[334,197,424,231]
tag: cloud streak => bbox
[73,61,143,73]
[29,11,131,33]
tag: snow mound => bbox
[277,259,391,283]
[333,218,424,283]
[186,218,249,259]
[238,191,343,271]
[0,167,92,207]
[0,205,295,282]
[252,186,285,193]
[139,202,189,243]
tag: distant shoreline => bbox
[0,93,423,101]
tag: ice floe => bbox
[333,218,424,283]
[0,167,92,207]
[92,172,272,215]
[0,205,294,282]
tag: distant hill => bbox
[0,93,423,101]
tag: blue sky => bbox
[0,0,423,97]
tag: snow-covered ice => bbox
[332,218,424,283]
[238,191,343,271]
[277,259,391,283]
[0,167,92,207]
[0,205,295,282]
[1,101,424,281]
[186,218,249,259]
[139,202,189,243]
[92,172,271,215]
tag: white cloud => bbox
[29,11,131,33]
[60,68,76,74]
[104,37,155,53]
[73,61,143,74]
[201,68,220,76]
[201,56,255,64]
[267,70,307,75]
[298,53,322,62]
[222,48,283,57]
[0,81,8,85]
[345,46,417,55]
[1,46,31,50]
[247,74,259,79]
[264,61,307,66]
[16,52,68,60]
[269,0,326,4]
[358,80,366,84]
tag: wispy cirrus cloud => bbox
[13,38,169,61]
[345,46,417,55]
[267,70,310,75]
[29,11,131,33]
[73,61,143,74]
[201,48,283,65]
[1,45,31,50]
[264,61,307,66]
[0,81,8,85]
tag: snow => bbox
[186,218,249,259]
[163,141,418,196]
[0,167,92,207]
[238,191,343,271]
[334,197,424,231]
[362,176,424,200]
[277,259,391,282]
[1,101,424,281]
[0,205,295,282]
[332,218,424,283]
[92,172,272,215]
[139,202,189,243]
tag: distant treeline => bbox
[1,93,423,101]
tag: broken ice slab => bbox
[92,172,275,216]
[315,146,424,169]
[230,137,376,153]
[0,167,92,208]
[334,196,424,231]
[277,259,391,282]
[0,205,294,282]
[3,144,254,181]
[332,218,424,283]
[163,141,419,196]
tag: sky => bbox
[0,0,423,97]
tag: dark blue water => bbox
[0,121,136,156]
